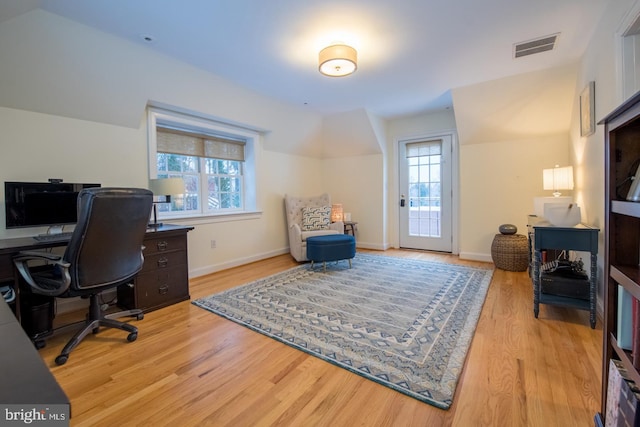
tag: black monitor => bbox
[5,181,101,230]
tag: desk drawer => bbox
[130,267,189,312]
[143,235,187,256]
[140,250,187,273]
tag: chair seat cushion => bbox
[306,234,356,263]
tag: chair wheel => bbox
[127,332,137,342]
[55,355,68,365]
[34,339,46,349]
[136,313,144,321]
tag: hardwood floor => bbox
[39,249,602,426]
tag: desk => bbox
[530,222,599,329]
[0,297,70,415]
[0,224,193,323]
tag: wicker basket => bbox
[491,234,528,272]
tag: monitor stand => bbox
[44,225,65,235]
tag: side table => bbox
[531,222,599,329]
[344,221,358,237]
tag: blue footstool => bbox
[306,234,356,271]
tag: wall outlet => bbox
[210,239,216,249]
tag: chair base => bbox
[54,294,143,365]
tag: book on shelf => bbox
[606,359,640,427]
[619,286,633,351]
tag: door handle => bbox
[400,194,406,207]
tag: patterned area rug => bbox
[192,253,493,409]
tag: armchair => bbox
[13,188,153,365]
[284,193,344,261]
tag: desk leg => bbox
[534,250,541,319]
[589,253,597,329]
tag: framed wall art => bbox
[580,81,595,137]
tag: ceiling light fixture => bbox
[319,44,357,77]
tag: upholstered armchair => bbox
[284,193,344,261]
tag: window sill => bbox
[157,210,262,226]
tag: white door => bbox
[399,135,453,252]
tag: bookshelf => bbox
[600,91,640,424]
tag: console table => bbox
[530,222,599,328]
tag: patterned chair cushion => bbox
[301,206,331,231]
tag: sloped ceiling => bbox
[321,109,383,158]
[15,0,608,118]
[452,63,578,145]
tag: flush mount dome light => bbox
[319,44,357,77]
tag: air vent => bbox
[514,33,559,58]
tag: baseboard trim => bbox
[459,252,493,263]
[190,247,290,278]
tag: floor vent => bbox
[514,33,559,58]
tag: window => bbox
[148,106,258,220]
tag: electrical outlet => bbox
[211,239,216,249]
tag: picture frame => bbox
[580,81,595,137]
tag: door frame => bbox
[393,130,459,254]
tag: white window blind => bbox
[405,139,441,158]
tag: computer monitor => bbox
[5,181,101,230]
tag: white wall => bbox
[323,154,385,249]
[459,135,570,261]
[0,10,334,277]
[569,0,639,313]
[451,66,579,261]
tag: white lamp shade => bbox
[149,178,185,196]
[543,166,574,192]
[319,44,357,77]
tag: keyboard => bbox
[33,232,74,242]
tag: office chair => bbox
[13,187,153,365]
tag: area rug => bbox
[192,253,493,409]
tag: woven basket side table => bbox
[491,234,528,272]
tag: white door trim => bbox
[394,130,459,254]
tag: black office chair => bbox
[13,188,153,365]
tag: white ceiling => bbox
[0,0,611,119]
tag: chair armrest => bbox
[13,252,71,297]
[329,221,344,233]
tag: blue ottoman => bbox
[306,234,356,271]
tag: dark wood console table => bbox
[0,224,192,321]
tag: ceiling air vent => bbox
[514,33,559,58]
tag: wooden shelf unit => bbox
[600,90,640,422]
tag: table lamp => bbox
[543,165,574,197]
[148,178,185,227]
[331,204,344,222]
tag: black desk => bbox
[0,297,70,417]
[0,224,192,320]
[0,224,192,420]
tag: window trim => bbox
[147,106,260,221]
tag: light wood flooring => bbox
[39,249,602,426]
